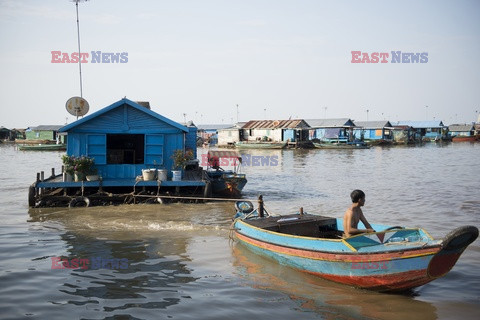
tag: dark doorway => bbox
[107,134,144,164]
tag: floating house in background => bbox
[22,125,66,144]
[197,124,233,146]
[392,121,447,142]
[353,121,394,145]
[448,124,475,137]
[448,124,479,142]
[237,119,310,148]
[305,118,356,143]
[217,123,245,147]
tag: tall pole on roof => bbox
[72,0,88,98]
[425,105,428,120]
[236,104,239,123]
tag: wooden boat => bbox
[313,141,370,149]
[452,135,480,142]
[235,141,287,149]
[17,144,66,151]
[232,199,478,292]
[15,139,55,145]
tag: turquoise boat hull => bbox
[233,209,477,292]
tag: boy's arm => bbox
[360,212,375,232]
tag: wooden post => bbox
[300,207,304,215]
[258,195,264,218]
[51,168,55,178]
[40,171,44,182]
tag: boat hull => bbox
[233,216,477,292]
[313,142,369,149]
[452,135,479,142]
[17,144,66,151]
[206,170,247,196]
[235,142,287,149]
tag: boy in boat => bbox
[343,189,375,238]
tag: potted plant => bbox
[72,156,95,182]
[171,149,194,181]
[61,155,75,182]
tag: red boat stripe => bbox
[236,232,440,262]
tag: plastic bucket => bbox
[157,169,168,181]
[172,170,182,181]
[142,169,156,181]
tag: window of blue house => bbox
[107,134,144,164]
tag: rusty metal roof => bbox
[241,119,309,129]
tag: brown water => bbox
[0,143,479,319]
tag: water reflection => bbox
[231,242,438,320]
[27,205,214,316]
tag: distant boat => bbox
[235,141,287,149]
[232,200,478,292]
[313,141,370,149]
[205,150,247,195]
[17,144,66,151]
[452,135,479,142]
[15,139,55,145]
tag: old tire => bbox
[69,196,90,208]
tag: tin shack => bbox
[305,118,356,143]
[29,98,207,207]
[353,121,394,145]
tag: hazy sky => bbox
[1,0,479,128]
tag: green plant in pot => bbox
[61,154,76,176]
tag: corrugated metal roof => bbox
[241,119,309,129]
[305,118,355,128]
[197,124,234,131]
[392,121,445,128]
[29,125,64,131]
[353,121,392,128]
[448,124,474,132]
[59,98,188,133]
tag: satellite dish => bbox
[66,96,89,118]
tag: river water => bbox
[0,143,479,319]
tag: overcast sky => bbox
[1,0,479,128]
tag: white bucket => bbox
[142,169,156,181]
[157,169,168,181]
[171,170,182,181]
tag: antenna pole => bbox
[75,0,84,98]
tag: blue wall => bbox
[63,100,190,179]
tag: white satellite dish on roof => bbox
[66,96,89,119]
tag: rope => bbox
[128,194,259,202]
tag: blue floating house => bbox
[305,118,356,142]
[59,98,197,179]
[391,121,446,141]
[353,121,394,143]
